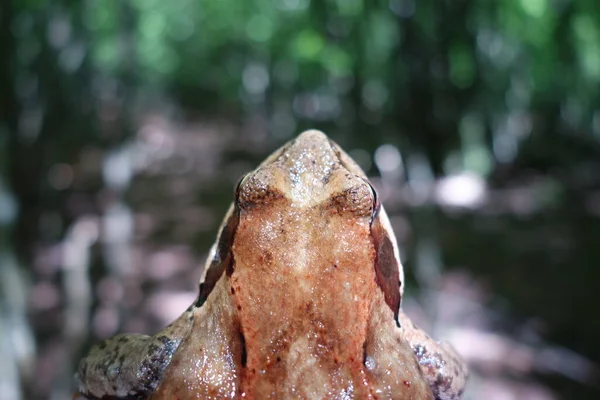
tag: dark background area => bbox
[1,0,600,399]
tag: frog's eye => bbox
[235,172,281,209]
[234,173,249,199]
[327,178,376,219]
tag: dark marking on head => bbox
[370,215,401,326]
[196,208,240,307]
[240,331,247,367]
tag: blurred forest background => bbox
[2,0,600,399]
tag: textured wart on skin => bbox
[413,343,464,400]
[137,338,180,393]
[78,334,182,399]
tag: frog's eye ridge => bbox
[325,178,376,219]
[235,172,284,209]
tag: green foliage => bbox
[42,0,593,148]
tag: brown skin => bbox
[77,130,467,400]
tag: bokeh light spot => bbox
[246,14,274,42]
[48,163,73,191]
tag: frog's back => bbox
[78,131,464,400]
[150,272,434,400]
[151,130,434,399]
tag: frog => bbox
[76,130,467,400]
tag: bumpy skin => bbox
[77,130,467,400]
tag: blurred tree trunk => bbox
[1,3,36,400]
